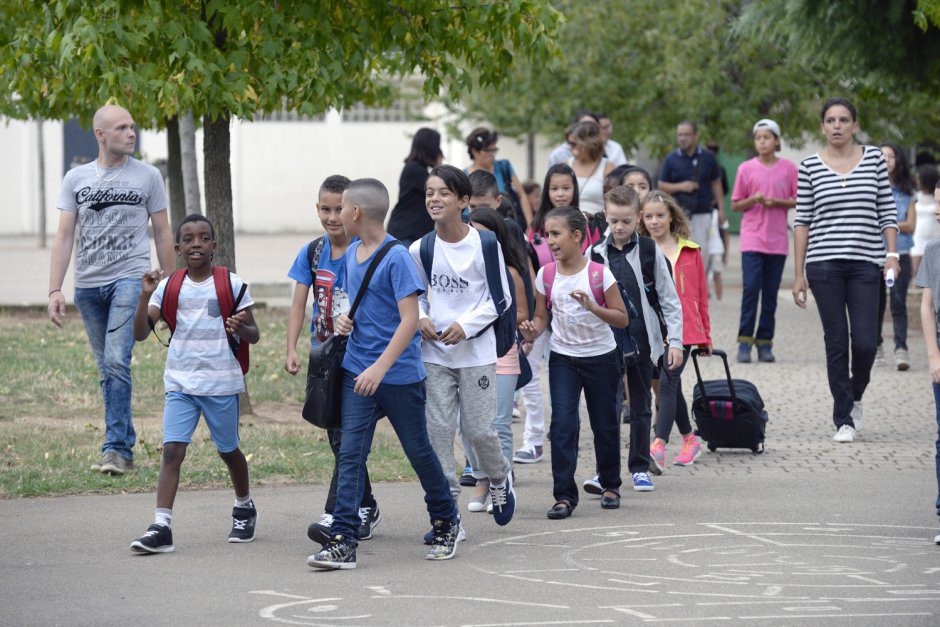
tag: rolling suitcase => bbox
[690,348,768,453]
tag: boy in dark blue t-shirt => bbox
[307,178,460,570]
[284,175,381,547]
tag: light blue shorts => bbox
[163,391,241,453]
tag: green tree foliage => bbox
[0,0,561,266]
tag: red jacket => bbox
[673,238,711,346]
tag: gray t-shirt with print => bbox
[57,157,168,288]
[914,237,940,339]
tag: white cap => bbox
[753,118,780,137]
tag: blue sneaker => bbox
[488,473,516,526]
[632,472,654,492]
[737,342,752,363]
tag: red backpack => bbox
[160,266,250,374]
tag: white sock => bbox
[235,493,252,508]
[155,508,172,528]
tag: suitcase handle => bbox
[690,348,738,409]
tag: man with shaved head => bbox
[48,104,174,475]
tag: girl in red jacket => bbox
[638,191,712,470]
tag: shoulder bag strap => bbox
[543,262,556,311]
[307,236,326,278]
[347,240,401,321]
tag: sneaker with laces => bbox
[101,451,133,476]
[895,348,910,371]
[90,455,107,472]
[426,518,461,561]
[833,424,856,443]
[513,444,543,464]
[130,523,175,554]
[357,504,382,540]
[850,401,864,432]
[649,440,666,475]
[632,472,654,492]
[228,502,257,543]
[874,344,886,366]
[673,434,702,466]
[582,475,603,495]
[423,522,466,545]
[307,535,357,569]
[489,473,516,526]
[307,513,333,545]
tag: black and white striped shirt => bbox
[795,145,898,266]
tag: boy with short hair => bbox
[411,165,516,533]
[129,214,260,553]
[284,175,382,546]
[590,186,684,492]
[914,181,940,545]
[308,178,460,570]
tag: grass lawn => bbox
[0,307,417,498]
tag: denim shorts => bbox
[163,391,240,453]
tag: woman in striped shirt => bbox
[792,98,900,444]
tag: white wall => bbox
[0,119,64,236]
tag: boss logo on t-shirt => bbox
[429,273,470,293]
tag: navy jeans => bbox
[331,371,457,542]
[548,350,622,507]
[737,252,787,345]
[617,358,654,473]
[806,260,880,429]
[324,427,375,513]
[933,384,940,518]
[74,277,141,460]
[877,253,912,351]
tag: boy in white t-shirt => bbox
[129,214,260,554]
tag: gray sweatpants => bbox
[425,362,510,497]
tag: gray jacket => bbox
[591,234,684,363]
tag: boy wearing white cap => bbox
[730,119,799,363]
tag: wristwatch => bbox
[886,252,900,259]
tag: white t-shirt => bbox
[150,272,254,396]
[536,262,617,357]
[410,227,512,369]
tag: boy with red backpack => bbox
[129,214,260,554]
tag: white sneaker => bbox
[833,425,856,443]
[934,532,940,545]
[850,401,864,432]
[874,345,886,366]
[895,348,910,371]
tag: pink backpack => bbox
[542,261,607,310]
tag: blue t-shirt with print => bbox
[342,236,426,385]
[287,238,349,342]
[892,187,914,253]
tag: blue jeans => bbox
[465,373,516,479]
[806,260,880,429]
[74,277,141,460]
[933,384,940,518]
[332,371,457,542]
[548,350,622,507]
[737,252,787,345]
[618,358,654,473]
[877,253,912,351]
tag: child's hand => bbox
[697,343,712,356]
[418,318,439,341]
[666,347,684,370]
[334,314,353,335]
[438,322,466,345]
[284,349,301,376]
[518,320,539,341]
[929,353,940,384]
[751,192,766,207]
[569,290,595,312]
[141,269,164,296]
[225,310,249,336]
[521,339,534,356]
[354,363,388,396]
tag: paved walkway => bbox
[3,233,940,625]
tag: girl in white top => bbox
[520,205,628,520]
[913,165,940,278]
[567,120,615,215]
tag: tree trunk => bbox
[36,117,47,249]
[203,111,252,415]
[180,111,201,213]
[166,116,185,231]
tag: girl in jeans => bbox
[792,98,899,443]
[638,191,712,471]
[520,206,629,519]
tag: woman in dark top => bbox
[387,128,443,246]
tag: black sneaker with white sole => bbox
[307,535,357,570]
[426,518,460,561]
[228,503,257,543]
[130,524,175,554]
[308,513,333,546]
[357,504,382,540]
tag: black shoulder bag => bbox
[302,240,401,429]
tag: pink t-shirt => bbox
[731,157,798,255]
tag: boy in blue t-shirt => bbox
[129,214,260,553]
[284,175,381,546]
[307,178,460,570]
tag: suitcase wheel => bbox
[707,443,717,452]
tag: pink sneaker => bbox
[649,440,666,475]
[672,434,702,466]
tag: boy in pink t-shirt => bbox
[731,119,798,363]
